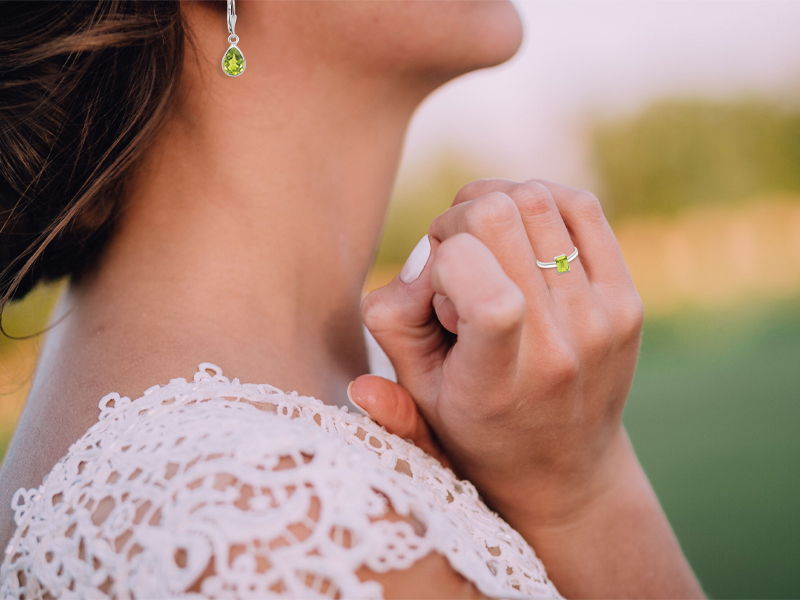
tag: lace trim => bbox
[1,363,560,599]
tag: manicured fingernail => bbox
[400,235,431,283]
[347,381,372,419]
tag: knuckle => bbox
[436,232,476,262]
[464,192,520,236]
[510,183,557,219]
[617,293,645,341]
[465,286,526,335]
[360,292,396,332]
[570,190,606,222]
[428,212,447,239]
[545,344,580,387]
[453,178,495,205]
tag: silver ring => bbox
[536,247,578,274]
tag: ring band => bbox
[536,247,578,274]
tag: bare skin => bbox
[0,1,520,596]
[0,1,702,598]
[350,180,705,598]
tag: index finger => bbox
[431,232,525,398]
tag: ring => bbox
[536,247,578,274]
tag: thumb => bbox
[361,235,447,389]
[348,375,451,468]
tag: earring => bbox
[222,0,245,77]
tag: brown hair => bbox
[0,0,185,307]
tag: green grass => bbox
[625,299,800,598]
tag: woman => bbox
[0,1,703,598]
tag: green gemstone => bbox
[222,46,245,76]
[555,254,569,274]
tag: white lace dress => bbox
[1,364,560,599]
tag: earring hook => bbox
[227,0,237,36]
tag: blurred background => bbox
[2,1,799,597]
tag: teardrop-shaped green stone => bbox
[222,46,245,77]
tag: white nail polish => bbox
[347,381,373,419]
[399,235,431,283]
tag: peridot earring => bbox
[222,0,245,77]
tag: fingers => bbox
[348,376,451,468]
[450,180,589,295]
[526,180,644,339]
[525,179,632,287]
[535,180,644,354]
[431,233,525,388]
[429,191,548,301]
[361,236,448,396]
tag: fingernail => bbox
[400,235,431,283]
[347,381,373,419]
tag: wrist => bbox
[490,427,646,532]
[502,429,704,599]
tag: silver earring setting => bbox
[222,0,245,77]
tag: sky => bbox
[398,0,800,187]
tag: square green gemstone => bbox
[555,254,569,273]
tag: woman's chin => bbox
[310,0,524,82]
[460,0,525,70]
[404,0,524,78]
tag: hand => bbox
[354,179,644,526]
[351,179,703,599]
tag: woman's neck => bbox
[32,16,428,407]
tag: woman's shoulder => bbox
[0,364,559,600]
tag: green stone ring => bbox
[536,247,579,274]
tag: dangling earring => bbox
[222,0,245,77]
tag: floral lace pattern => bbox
[1,364,560,599]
